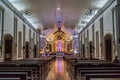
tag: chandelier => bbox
[55,0,63,31]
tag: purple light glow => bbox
[56,9,62,28]
[58,60,62,73]
[57,23,62,28]
[58,40,62,52]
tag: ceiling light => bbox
[23,10,31,16]
[96,0,108,8]
[85,9,93,16]
[8,0,40,29]
[8,0,26,11]
[57,7,60,10]
[79,21,87,27]
[8,0,18,3]
[83,9,98,23]
[24,17,40,29]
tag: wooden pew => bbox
[0,61,46,80]
[77,63,120,80]
[63,56,120,80]
[0,72,27,80]
[0,56,56,80]
[0,67,37,80]
[0,78,20,80]
[78,68,120,80]
[85,74,120,80]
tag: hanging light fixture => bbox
[55,0,63,31]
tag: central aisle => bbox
[46,57,71,80]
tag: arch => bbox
[104,34,112,61]
[4,34,13,61]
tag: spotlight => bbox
[24,9,31,16]
[57,7,60,10]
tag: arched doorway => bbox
[104,34,112,61]
[4,34,13,61]
[18,31,22,58]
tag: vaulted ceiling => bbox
[7,0,109,31]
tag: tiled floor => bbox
[46,57,71,80]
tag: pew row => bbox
[0,56,56,80]
[0,72,27,80]
[63,56,120,80]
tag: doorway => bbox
[4,34,13,61]
[104,34,112,61]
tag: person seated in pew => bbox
[113,56,120,63]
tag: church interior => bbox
[0,0,120,80]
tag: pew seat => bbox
[0,72,27,80]
[0,56,56,80]
[63,56,120,80]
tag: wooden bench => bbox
[85,74,120,80]
[0,56,56,80]
[63,56,120,80]
[0,72,27,80]
[0,67,37,80]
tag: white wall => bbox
[79,1,117,60]
[94,15,102,59]
[0,1,39,61]
[25,24,29,42]
[88,24,92,41]
[17,17,23,59]
[103,1,116,36]
[0,1,14,36]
